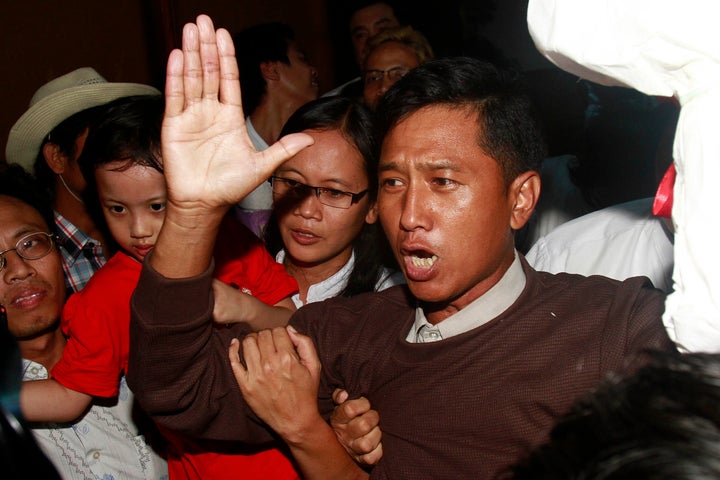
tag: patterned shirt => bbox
[54,211,106,293]
[23,359,167,480]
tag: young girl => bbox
[228,95,404,309]
[19,95,298,478]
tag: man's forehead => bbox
[0,197,49,234]
[350,4,397,30]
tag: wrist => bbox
[150,204,226,278]
[280,412,330,447]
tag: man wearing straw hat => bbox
[5,67,159,293]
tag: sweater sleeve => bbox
[127,255,275,444]
[601,276,677,375]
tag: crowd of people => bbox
[2,1,717,479]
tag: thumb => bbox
[228,338,248,386]
[259,132,314,176]
[287,325,321,376]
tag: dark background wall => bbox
[2,0,579,164]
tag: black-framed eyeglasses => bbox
[269,176,369,209]
[0,232,58,272]
[363,66,410,86]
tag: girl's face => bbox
[273,129,377,272]
[95,162,166,262]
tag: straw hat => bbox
[5,67,160,171]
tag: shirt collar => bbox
[245,116,270,151]
[407,251,527,342]
[276,249,355,307]
[54,211,101,259]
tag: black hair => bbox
[77,94,164,254]
[511,351,720,480]
[264,95,397,297]
[33,104,108,195]
[0,163,54,231]
[232,23,296,116]
[375,56,547,187]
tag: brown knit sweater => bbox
[128,257,676,479]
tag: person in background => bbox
[324,1,400,98]
[361,25,434,110]
[231,22,319,237]
[524,108,679,293]
[5,67,160,293]
[127,16,675,479]
[0,163,167,479]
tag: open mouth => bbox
[410,254,438,268]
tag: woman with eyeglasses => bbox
[270,95,404,306]
[216,96,403,310]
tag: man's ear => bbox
[260,61,280,82]
[509,171,541,230]
[42,143,68,174]
[365,201,379,224]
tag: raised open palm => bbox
[162,15,313,211]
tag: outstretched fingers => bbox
[216,28,241,107]
[196,14,220,101]
[165,49,185,118]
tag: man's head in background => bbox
[349,2,400,69]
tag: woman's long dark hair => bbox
[264,96,398,297]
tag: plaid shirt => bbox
[54,211,106,293]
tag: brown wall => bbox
[2,0,561,164]
[1,0,335,165]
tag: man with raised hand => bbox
[129,14,675,480]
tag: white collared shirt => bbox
[276,249,405,307]
[22,359,167,479]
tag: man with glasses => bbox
[361,25,434,110]
[0,164,167,479]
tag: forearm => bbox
[21,379,91,423]
[221,294,295,330]
[241,301,294,330]
[283,415,370,480]
[128,258,274,442]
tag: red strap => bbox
[653,163,676,218]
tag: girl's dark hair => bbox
[265,95,397,296]
[77,94,164,255]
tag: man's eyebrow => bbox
[373,18,395,28]
[9,225,48,241]
[379,159,462,173]
[378,161,398,173]
[351,26,369,35]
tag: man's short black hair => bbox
[0,163,54,230]
[231,22,296,116]
[375,56,546,186]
